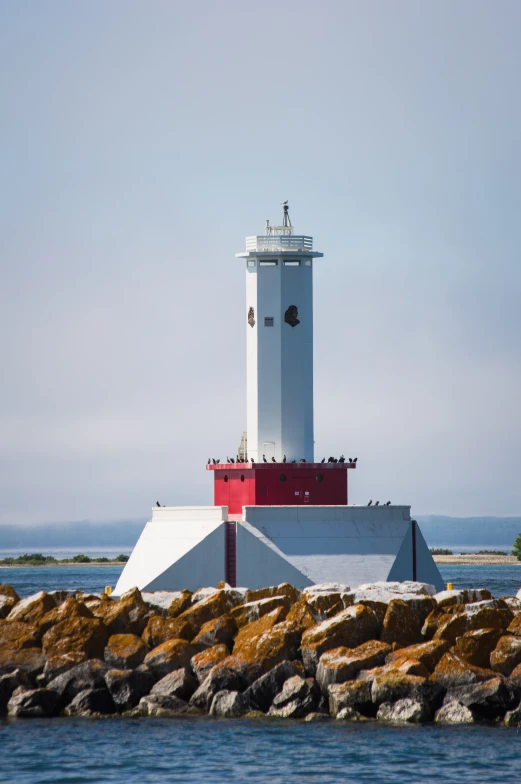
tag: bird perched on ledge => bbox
[263,455,267,463]
[385,501,391,506]
[368,500,373,506]
[271,456,276,463]
[375,501,380,506]
[283,455,287,463]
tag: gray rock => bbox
[504,702,521,726]
[0,670,31,714]
[377,698,432,723]
[358,581,436,596]
[105,667,155,710]
[435,701,475,724]
[268,675,318,719]
[329,680,374,718]
[190,664,249,712]
[7,687,59,718]
[305,711,330,722]
[47,659,109,708]
[139,693,191,716]
[336,706,370,721]
[371,677,444,709]
[150,668,198,702]
[209,690,251,718]
[448,677,516,719]
[243,661,299,712]
[64,688,115,716]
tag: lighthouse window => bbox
[284,261,300,266]
[304,259,312,267]
[259,260,278,266]
[247,260,256,267]
[264,317,274,327]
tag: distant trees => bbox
[429,548,453,555]
[115,554,129,562]
[512,533,521,561]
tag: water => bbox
[0,565,125,596]
[0,716,520,783]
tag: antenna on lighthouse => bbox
[281,201,292,229]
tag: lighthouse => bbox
[114,206,444,595]
[238,203,321,463]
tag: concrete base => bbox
[113,504,444,595]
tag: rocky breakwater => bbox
[1,580,521,725]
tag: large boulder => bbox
[385,640,450,673]
[7,591,56,625]
[178,590,245,637]
[301,605,379,674]
[7,686,60,718]
[358,581,436,596]
[452,628,504,669]
[371,671,443,709]
[302,587,347,621]
[232,609,301,675]
[284,600,317,631]
[38,597,94,636]
[230,596,292,628]
[104,634,148,669]
[192,615,237,650]
[377,698,432,723]
[209,689,251,718]
[189,659,253,712]
[268,675,319,719]
[433,601,513,645]
[245,583,301,605]
[329,680,374,718]
[0,648,46,676]
[150,668,198,702]
[316,641,391,692]
[431,651,498,689]
[143,639,198,679]
[346,584,437,625]
[507,614,521,636]
[452,676,517,720]
[490,636,521,676]
[0,585,20,619]
[0,669,30,713]
[141,590,192,618]
[42,617,108,662]
[142,615,193,647]
[243,660,302,713]
[64,688,115,716]
[380,600,423,647]
[91,588,151,636]
[0,621,40,651]
[47,660,110,707]
[434,701,475,724]
[434,589,492,609]
[191,644,230,684]
[43,653,89,681]
[139,693,191,716]
[105,667,155,710]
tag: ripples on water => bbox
[1,717,520,784]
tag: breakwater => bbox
[1,580,521,725]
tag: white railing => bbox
[246,235,313,252]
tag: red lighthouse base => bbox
[207,462,355,516]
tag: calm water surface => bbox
[0,717,520,784]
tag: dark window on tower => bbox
[264,317,274,327]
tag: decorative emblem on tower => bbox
[248,307,255,328]
[284,305,300,328]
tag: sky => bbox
[1,0,520,525]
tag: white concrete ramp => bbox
[114,504,444,595]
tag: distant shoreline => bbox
[433,554,520,565]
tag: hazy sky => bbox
[1,1,520,525]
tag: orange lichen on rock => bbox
[490,635,521,676]
[7,592,56,625]
[245,583,301,605]
[431,651,498,688]
[285,600,317,632]
[191,644,230,683]
[452,628,503,669]
[192,615,237,649]
[230,596,292,628]
[385,640,450,673]
[42,617,108,661]
[105,633,149,669]
[38,598,94,637]
[142,615,193,647]
[380,599,423,648]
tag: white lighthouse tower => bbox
[236,204,323,463]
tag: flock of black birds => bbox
[367,500,392,506]
[207,455,358,465]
